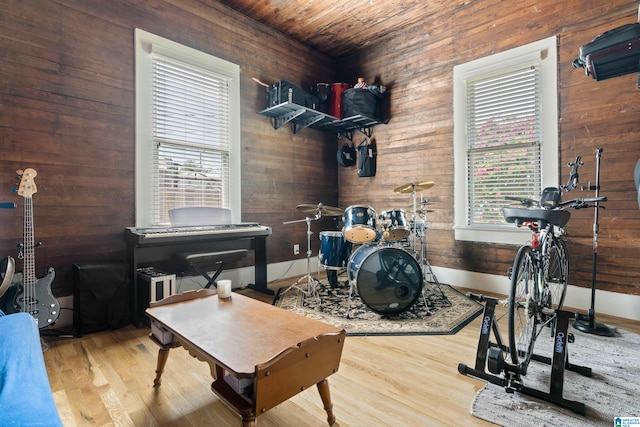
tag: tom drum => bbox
[343,205,377,243]
[319,231,352,270]
[379,209,410,241]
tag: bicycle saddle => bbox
[502,207,571,228]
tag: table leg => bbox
[153,347,171,388]
[316,378,336,426]
[241,415,257,427]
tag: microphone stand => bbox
[573,148,613,336]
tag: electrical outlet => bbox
[293,244,300,255]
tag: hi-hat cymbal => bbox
[394,181,435,194]
[407,200,434,209]
[296,203,344,217]
[408,205,436,213]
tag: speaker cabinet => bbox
[73,262,130,335]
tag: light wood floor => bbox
[43,277,640,427]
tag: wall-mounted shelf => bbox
[258,102,383,141]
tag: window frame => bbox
[453,36,559,245]
[134,29,241,228]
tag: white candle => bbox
[217,279,232,299]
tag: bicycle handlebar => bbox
[504,195,606,210]
[558,196,607,209]
[504,195,538,207]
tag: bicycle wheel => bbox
[508,245,537,369]
[543,236,568,311]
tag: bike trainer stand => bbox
[458,293,592,415]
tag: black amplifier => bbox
[267,80,319,109]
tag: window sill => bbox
[453,225,530,245]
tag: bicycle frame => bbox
[519,220,567,321]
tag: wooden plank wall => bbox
[0,0,338,296]
[339,0,640,295]
[1,0,639,301]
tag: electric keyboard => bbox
[124,223,273,327]
[126,223,271,244]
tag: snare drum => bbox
[348,245,423,315]
[343,205,377,243]
[379,209,410,241]
[319,231,352,270]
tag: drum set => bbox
[284,180,442,317]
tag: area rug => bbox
[470,326,640,426]
[273,281,483,336]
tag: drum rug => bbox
[470,326,640,426]
[273,282,483,336]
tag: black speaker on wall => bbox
[73,262,130,335]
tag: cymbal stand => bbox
[281,213,322,302]
[414,221,444,297]
[408,190,444,311]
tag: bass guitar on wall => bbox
[0,169,60,327]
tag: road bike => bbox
[501,159,606,374]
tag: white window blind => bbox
[151,53,231,225]
[466,64,542,226]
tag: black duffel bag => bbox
[342,88,378,119]
[573,23,640,69]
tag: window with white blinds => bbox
[453,36,558,245]
[135,29,241,228]
[466,64,541,225]
[151,54,231,224]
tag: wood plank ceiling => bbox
[213,0,459,57]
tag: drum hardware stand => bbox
[571,148,612,337]
[281,213,322,302]
[345,278,356,319]
[458,293,592,415]
[408,191,444,311]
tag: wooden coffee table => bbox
[146,289,346,426]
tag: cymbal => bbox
[296,203,344,217]
[394,181,435,194]
[407,201,434,209]
[410,207,435,213]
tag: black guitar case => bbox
[574,23,640,81]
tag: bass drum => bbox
[348,245,423,315]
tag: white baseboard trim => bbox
[431,266,640,322]
[56,258,637,332]
[184,261,640,321]
[178,257,318,291]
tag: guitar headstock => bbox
[16,168,38,198]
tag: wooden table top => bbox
[146,292,343,376]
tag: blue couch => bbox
[0,311,62,426]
